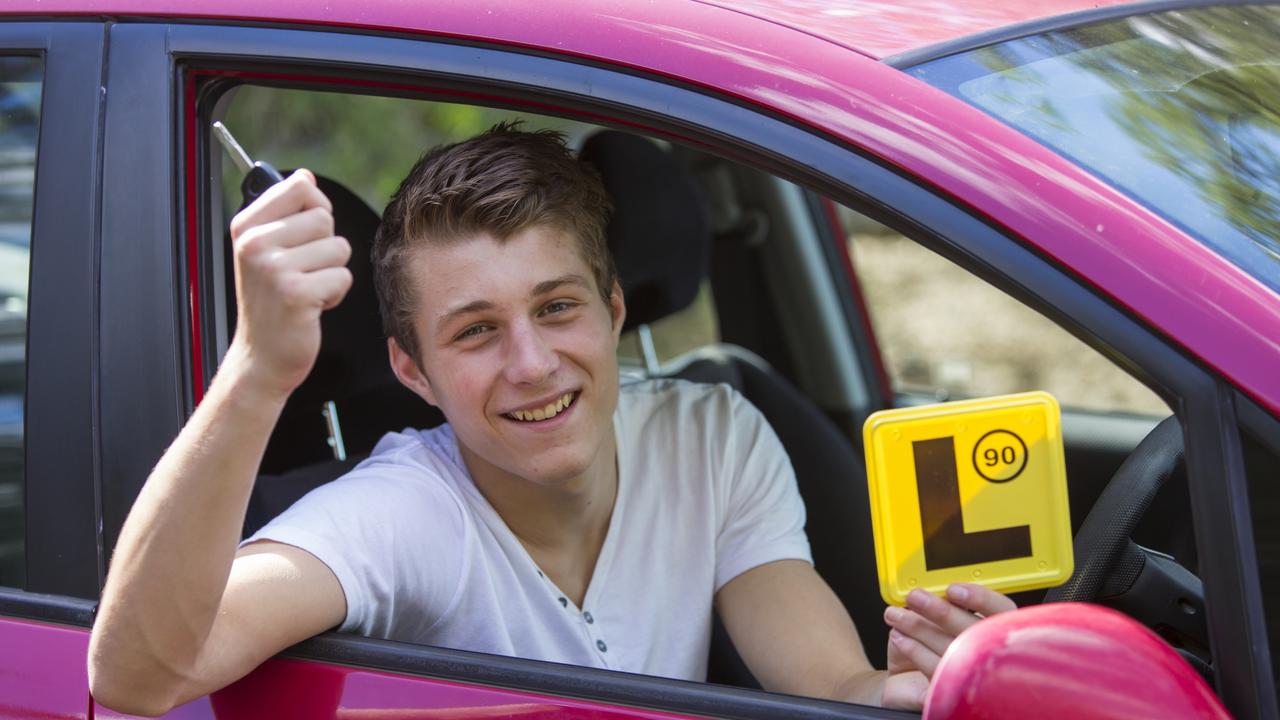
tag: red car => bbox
[0,0,1276,717]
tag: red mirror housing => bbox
[924,603,1228,720]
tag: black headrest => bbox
[579,131,710,330]
[259,175,443,473]
[301,175,388,404]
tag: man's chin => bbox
[510,454,597,489]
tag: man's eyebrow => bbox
[438,299,496,327]
[435,275,590,329]
[531,274,593,297]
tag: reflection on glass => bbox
[0,56,40,589]
[912,6,1280,292]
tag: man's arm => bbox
[715,560,1014,710]
[88,171,353,716]
[714,560,885,705]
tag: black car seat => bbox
[579,131,888,678]
[245,176,443,536]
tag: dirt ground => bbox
[849,233,1169,416]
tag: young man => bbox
[88,125,1014,715]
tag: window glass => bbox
[910,5,1280,293]
[0,56,40,589]
[845,208,1168,415]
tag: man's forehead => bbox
[401,226,600,322]
[433,273,595,322]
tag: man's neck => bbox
[458,438,618,605]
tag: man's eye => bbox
[455,324,491,341]
[541,301,576,316]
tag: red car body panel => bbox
[0,618,91,719]
[8,0,1277,418]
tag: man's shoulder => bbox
[330,424,468,494]
[366,423,459,464]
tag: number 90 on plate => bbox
[863,391,1073,606]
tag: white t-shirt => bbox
[247,379,811,681]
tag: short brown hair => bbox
[373,122,616,364]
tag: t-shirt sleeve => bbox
[713,389,813,590]
[242,450,470,640]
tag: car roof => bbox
[13,0,1138,59]
[694,0,1139,59]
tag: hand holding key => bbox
[226,169,353,399]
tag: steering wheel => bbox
[1045,415,1183,602]
[1043,415,1211,675]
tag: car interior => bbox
[211,86,1210,692]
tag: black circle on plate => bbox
[972,429,1028,483]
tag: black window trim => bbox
[0,22,106,605]
[89,19,1273,719]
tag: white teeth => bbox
[508,392,576,423]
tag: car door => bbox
[0,20,103,720]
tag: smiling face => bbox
[389,224,625,491]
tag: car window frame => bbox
[0,21,104,611]
[90,18,1273,718]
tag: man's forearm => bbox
[88,346,289,710]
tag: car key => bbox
[212,120,285,209]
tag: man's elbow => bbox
[88,638,187,717]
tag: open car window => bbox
[846,209,1168,417]
[201,74,1210,709]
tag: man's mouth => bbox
[503,391,578,423]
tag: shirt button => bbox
[583,611,594,624]
[558,597,568,608]
[597,639,608,653]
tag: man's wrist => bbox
[209,342,297,414]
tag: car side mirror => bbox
[924,603,1229,720]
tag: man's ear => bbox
[609,280,627,340]
[388,337,437,406]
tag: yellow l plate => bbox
[864,391,1073,605]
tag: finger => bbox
[236,207,336,256]
[906,588,981,637]
[230,169,332,237]
[889,628,941,678]
[273,236,351,274]
[303,266,354,310]
[946,583,1017,617]
[885,605,952,658]
[886,634,913,675]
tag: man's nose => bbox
[503,321,559,385]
